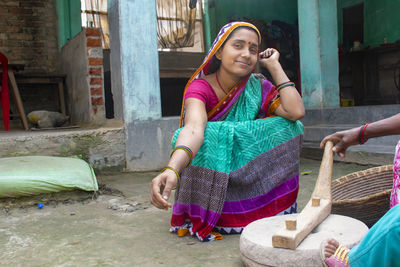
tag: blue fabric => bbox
[349,204,400,267]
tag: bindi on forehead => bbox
[231,39,258,47]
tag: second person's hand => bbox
[320,127,360,158]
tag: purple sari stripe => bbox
[222,174,299,214]
[172,202,221,226]
[261,80,274,104]
[257,79,274,118]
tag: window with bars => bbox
[81,0,109,49]
[157,0,205,52]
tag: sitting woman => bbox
[150,22,305,241]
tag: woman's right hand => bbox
[150,169,178,210]
[320,127,360,158]
[149,98,207,210]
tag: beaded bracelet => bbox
[161,166,180,189]
[170,145,193,167]
[277,82,295,92]
[359,123,370,144]
[276,81,292,88]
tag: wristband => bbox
[161,166,180,189]
[277,82,295,92]
[359,123,370,144]
[170,145,193,167]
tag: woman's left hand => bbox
[259,48,280,68]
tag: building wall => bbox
[337,0,400,47]
[60,28,106,124]
[206,0,298,42]
[0,0,59,72]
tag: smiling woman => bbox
[150,21,305,241]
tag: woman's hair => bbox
[208,25,260,74]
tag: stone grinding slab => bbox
[240,214,369,267]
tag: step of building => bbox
[0,123,125,172]
[304,124,400,146]
[302,124,399,165]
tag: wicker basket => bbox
[332,165,393,227]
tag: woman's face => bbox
[216,28,259,78]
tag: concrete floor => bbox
[0,158,375,267]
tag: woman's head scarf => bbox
[179,22,261,126]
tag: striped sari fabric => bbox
[170,74,304,241]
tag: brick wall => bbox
[60,27,105,124]
[86,28,105,119]
[0,0,58,72]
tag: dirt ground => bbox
[0,158,374,266]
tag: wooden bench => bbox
[15,73,67,116]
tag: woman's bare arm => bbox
[150,98,207,210]
[259,48,305,121]
[320,113,400,158]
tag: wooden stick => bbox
[8,70,29,130]
[58,80,66,116]
[285,219,297,230]
[312,197,321,207]
[272,141,333,250]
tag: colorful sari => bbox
[170,22,304,241]
[390,140,400,208]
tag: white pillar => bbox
[108,0,161,121]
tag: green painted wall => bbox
[337,0,400,47]
[205,0,298,49]
[298,0,340,108]
[56,0,82,49]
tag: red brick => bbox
[1,39,23,46]
[2,1,20,7]
[91,97,104,106]
[90,77,103,85]
[89,67,102,76]
[32,41,44,47]
[10,8,32,14]
[30,16,43,22]
[32,2,46,7]
[0,9,10,15]
[5,47,25,54]
[90,86,103,96]
[1,26,22,33]
[8,33,33,40]
[86,28,101,37]
[8,20,29,27]
[88,57,103,66]
[86,38,101,47]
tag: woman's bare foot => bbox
[321,238,350,267]
[324,238,340,258]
